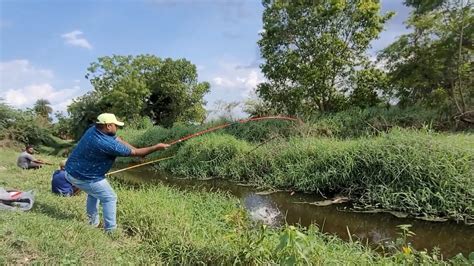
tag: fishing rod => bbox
[107,156,174,175]
[167,115,303,145]
[107,115,303,176]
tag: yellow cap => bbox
[96,113,125,126]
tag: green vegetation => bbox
[1,149,471,264]
[1,0,472,263]
[0,100,53,146]
[255,0,472,124]
[379,0,473,118]
[305,106,466,138]
[67,55,210,139]
[258,0,393,114]
[116,123,474,222]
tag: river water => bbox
[114,167,474,258]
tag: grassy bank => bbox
[1,149,470,264]
[139,129,473,222]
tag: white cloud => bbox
[61,30,93,50]
[0,60,54,90]
[0,60,87,113]
[3,83,55,106]
[210,61,265,98]
[212,76,236,88]
[2,83,80,112]
[204,60,266,119]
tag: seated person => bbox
[52,160,79,196]
[16,145,47,169]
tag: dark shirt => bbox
[65,126,131,181]
[52,170,74,196]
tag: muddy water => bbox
[113,167,474,258]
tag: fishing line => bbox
[107,116,303,176]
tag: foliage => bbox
[379,0,473,120]
[243,98,278,117]
[404,0,446,14]
[163,134,253,178]
[349,66,387,108]
[141,57,210,126]
[0,148,465,264]
[257,0,393,115]
[126,115,154,130]
[67,91,104,139]
[33,99,53,122]
[51,111,73,140]
[0,100,53,146]
[210,100,241,120]
[83,54,209,127]
[0,99,17,132]
[304,105,456,138]
[223,119,296,142]
[157,128,474,222]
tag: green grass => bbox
[154,129,474,222]
[1,148,469,264]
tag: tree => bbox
[67,91,106,139]
[84,55,210,127]
[0,99,53,145]
[257,0,393,115]
[143,58,210,126]
[52,111,73,140]
[404,0,445,14]
[211,100,241,120]
[379,0,473,122]
[0,98,17,133]
[243,98,277,117]
[33,98,53,122]
[349,66,387,108]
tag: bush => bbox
[305,106,455,138]
[0,108,53,146]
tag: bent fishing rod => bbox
[107,115,302,176]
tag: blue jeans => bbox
[65,172,117,231]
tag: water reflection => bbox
[113,167,474,258]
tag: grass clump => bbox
[163,134,252,178]
[304,106,460,138]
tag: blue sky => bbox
[0,0,410,118]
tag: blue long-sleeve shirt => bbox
[65,126,131,181]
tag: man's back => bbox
[51,170,74,196]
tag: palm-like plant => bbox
[33,99,53,119]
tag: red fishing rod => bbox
[107,115,302,175]
[167,115,303,145]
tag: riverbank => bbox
[121,125,474,223]
[1,149,469,264]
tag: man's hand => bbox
[34,159,52,165]
[154,143,171,150]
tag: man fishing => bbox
[16,145,50,169]
[65,113,170,232]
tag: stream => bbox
[114,166,474,258]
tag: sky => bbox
[0,0,411,118]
